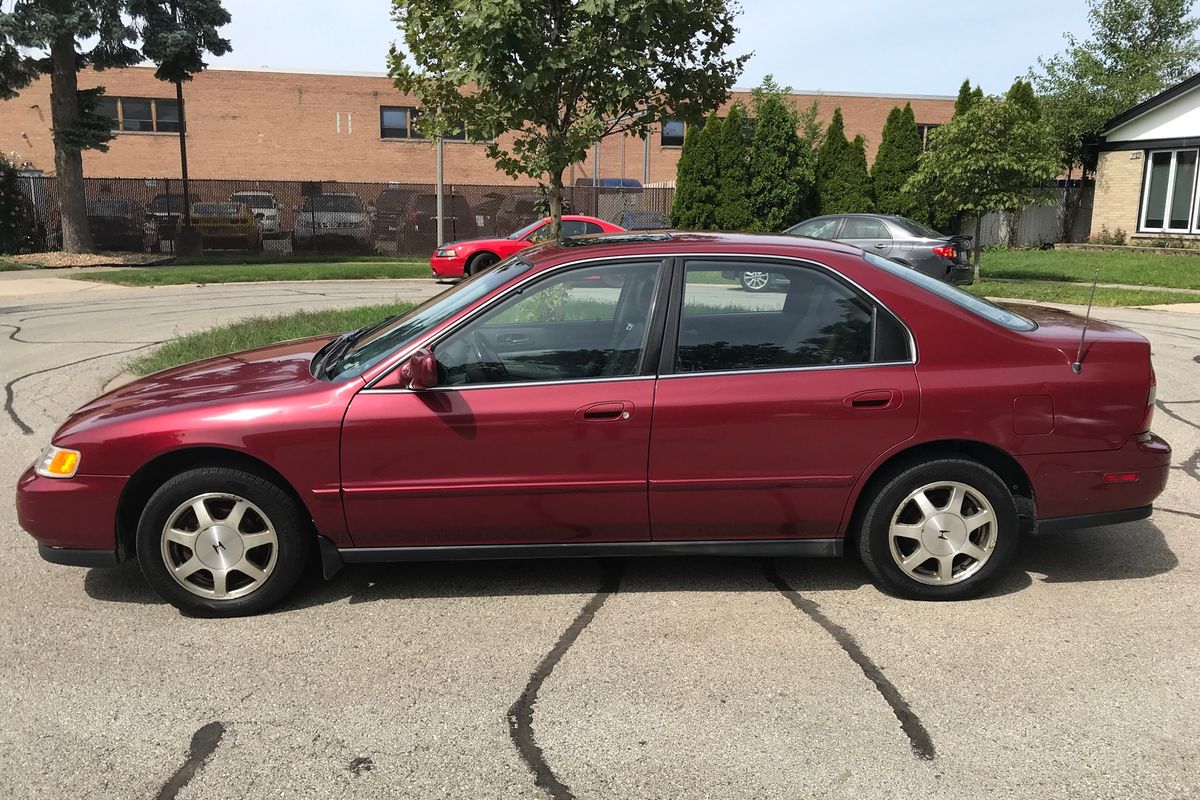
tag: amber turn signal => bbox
[35,445,81,479]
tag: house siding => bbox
[1091,150,1146,238]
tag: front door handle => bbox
[873,243,888,249]
[844,389,900,410]
[576,401,631,421]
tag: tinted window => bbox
[675,261,905,373]
[787,218,841,239]
[380,107,410,139]
[436,262,663,386]
[842,217,889,239]
[122,99,153,132]
[863,252,1035,331]
[95,96,118,130]
[662,119,685,147]
[155,99,180,132]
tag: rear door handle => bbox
[844,390,900,410]
[576,401,631,421]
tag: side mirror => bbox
[397,348,438,390]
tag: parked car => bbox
[229,191,282,238]
[397,192,478,253]
[371,187,416,241]
[191,202,263,253]
[293,193,373,254]
[429,214,623,279]
[85,197,146,252]
[17,232,1169,616]
[616,210,671,231]
[784,214,974,285]
[146,193,186,242]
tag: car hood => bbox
[443,236,517,249]
[57,335,337,437]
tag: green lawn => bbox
[75,260,429,286]
[968,280,1200,307]
[169,253,410,266]
[129,303,413,376]
[983,248,1200,289]
[0,260,33,271]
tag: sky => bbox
[207,0,1091,97]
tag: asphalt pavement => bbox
[0,274,1197,799]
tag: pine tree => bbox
[872,103,922,216]
[0,155,42,255]
[671,116,721,229]
[954,79,984,116]
[1005,78,1040,121]
[816,108,872,214]
[747,77,812,231]
[715,103,752,230]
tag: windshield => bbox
[231,194,277,209]
[325,258,533,378]
[86,198,132,216]
[194,203,241,217]
[150,195,185,212]
[891,217,946,239]
[508,219,547,239]
[863,253,1036,331]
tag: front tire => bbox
[857,458,1019,600]
[136,467,311,616]
[466,252,499,276]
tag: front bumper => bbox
[430,253,468,278]
[16,466,126,561]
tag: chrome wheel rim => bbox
[888,481,997,586]
[160,493,279,600]
[742,271,769,290]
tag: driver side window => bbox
[435,261,664,386]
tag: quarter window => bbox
[675,261,908,374]
[1141,148,1200,232]
[435,262,664,386]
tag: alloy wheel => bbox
[887,481,997,586]
[160,493,279,600]
[741,271,770,291]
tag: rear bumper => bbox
[946,264,974,285]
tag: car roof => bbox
[525,230,864,264]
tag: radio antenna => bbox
[1072,269,1099,374]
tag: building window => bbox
[381,106,476,141]
[917,123,939,151]
[95,97,179,133]
[662,118,685,147]
[1141,148,1200,232]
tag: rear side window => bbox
[674,261,911,373]
[862,252,1036,331]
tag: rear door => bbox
[648,258,919,541]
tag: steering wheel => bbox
[470,330,510,383]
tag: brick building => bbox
[1,66,955,185]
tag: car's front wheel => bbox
[857,458,1019,600]
[466,252,499,276]
[136,467,311,616]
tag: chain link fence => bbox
[15,175,676,257]
[952,186,1094,249]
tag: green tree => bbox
[389,0,747,237]
[817,108,873,214]
[0,0,231,253]
[1031,0,1200,237]
[954,79,984,116]
[671,116,721,229]
[908,95,1060,276]
[715,102,752,230]
[871,103,922,217]
[747,76,814,231]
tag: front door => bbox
[341,259,666,548]
[840,216,894,258]
[649,259,919,541]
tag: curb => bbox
[104,372,139,393]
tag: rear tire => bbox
[857,457,1019,600]
[738,270,771,292]
[136,467,311,617]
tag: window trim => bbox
[660,256,915,379]
[1138,147,1200,233]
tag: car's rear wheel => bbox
[466,252,499,276]
[857,458,1019,600]
[136,467,310,616]
[739,270,771,292]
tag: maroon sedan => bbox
[17,232,1170,616]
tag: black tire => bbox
[136,467,311,617]
[857,457,1019,600]
[466,251,499,276]
[738,270,771,292]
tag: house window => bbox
[917,123,939,151]
[662,118,685,147]
[95,97,179,133]
[1141,149,1200,232]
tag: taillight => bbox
[932,245,957,259]
[1142,368,1157,432]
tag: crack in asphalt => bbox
[0,322,156,345]
[764,560,937,761]
[4,342,160,434]
[508,561,624,800]
[153,721,225,800]
[1155,400,1200,431]
[1158,507,1200,521]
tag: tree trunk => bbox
[973,215,982,282]
[48,31,93,254]
[548,169,564,239]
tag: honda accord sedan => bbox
[17,232,1170,616]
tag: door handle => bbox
[873,243,888,249]
[576,401,631,421]
[498,333,532,346]
[844,390,899,410]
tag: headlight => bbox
[435,247,458,258]
[35,445,81,479]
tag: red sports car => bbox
[429,214,623,279]
[17,232,1169,616]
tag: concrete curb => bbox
[104,372,139,393]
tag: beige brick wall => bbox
[0,66,954,185]
[1091,149,1145,238]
